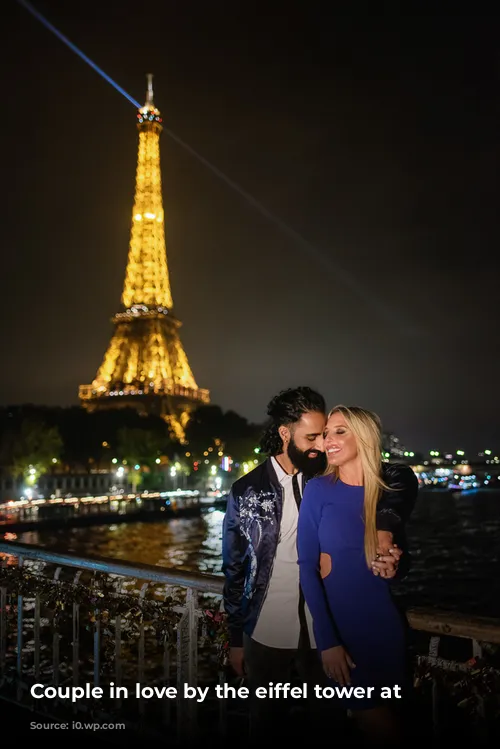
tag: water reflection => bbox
[396,490,500,617]
[17,508,226,576]
[13,492,500,618]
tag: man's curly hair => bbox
[259,386,326,456]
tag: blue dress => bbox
[297,475,408,709]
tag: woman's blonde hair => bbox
[324,405,391,567]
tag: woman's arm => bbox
[297,483,340,651]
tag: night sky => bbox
[1,2,499,454]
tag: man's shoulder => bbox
[382,462,419,491]
[229,458,273,497]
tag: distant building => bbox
[382,432,407,458]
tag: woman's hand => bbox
[321,645,356,686]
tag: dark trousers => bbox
[242,634,347,741]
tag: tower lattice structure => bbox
[79,75,209,440]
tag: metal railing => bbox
[0,540,227,744]
[0,540,499,744]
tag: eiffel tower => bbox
[79,75,209,441]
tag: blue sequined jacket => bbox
[222,458,418,647]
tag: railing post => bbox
[52,567,62,687]
[176,588,199,744]
[34,593,41,680]
[163,629,171,726]
[0,585,6,683]
[16,556,24,703]
[92,574,100,688]
[218,667,227,738]
[114,579,124,708]
[429,635,440,742]
[137,582,149,717]
[472,639,488,741]
[188,588,198,690]
[72,570,82,694]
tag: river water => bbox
[14,488,500,619]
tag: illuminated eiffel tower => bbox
[79,75,209,441]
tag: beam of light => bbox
[16,0,422,334]
[15,0,141,108]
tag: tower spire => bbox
[146,73,154,106]
[122,76,170,309]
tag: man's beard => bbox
[288,436,327,477]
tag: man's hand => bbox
[321,645,356,686]
[371,530,402,579]
[228,646,245,677]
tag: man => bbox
[222,386,418,738]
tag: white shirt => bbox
[251,456,316,649]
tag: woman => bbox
[297,405,413,743]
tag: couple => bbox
[222,386,418,744]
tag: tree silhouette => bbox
[116,427,168,492]
[184,405,263,464]
[1,419,63,486]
